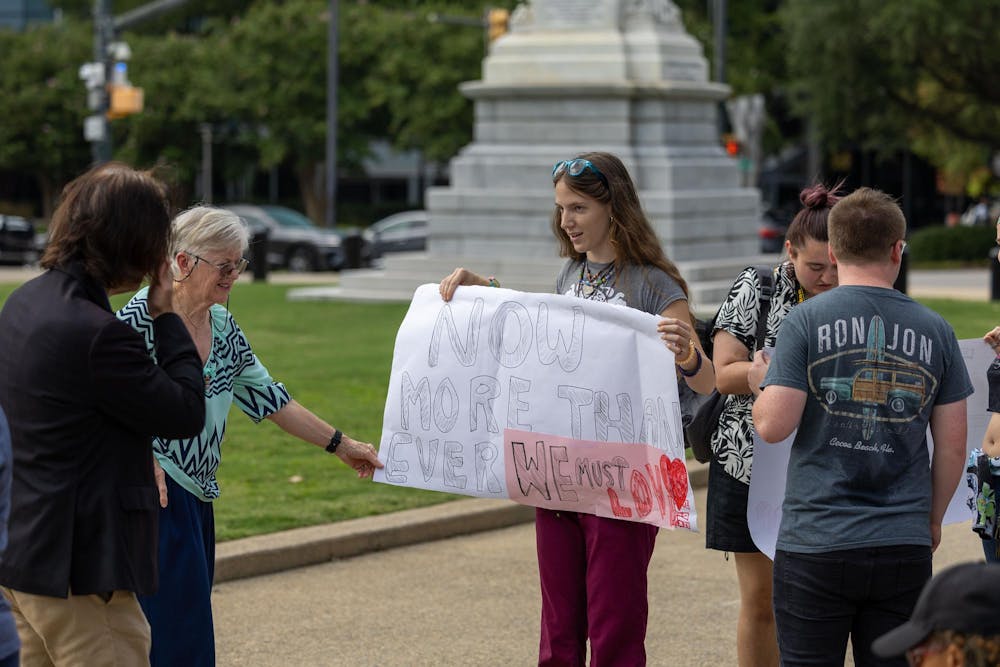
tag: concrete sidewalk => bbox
[215,463,709,584]
[212,484,984,667]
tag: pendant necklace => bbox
[579,260,615,298]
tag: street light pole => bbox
[91,0,113,164]
[85,0,191,165]
[325,0,338,228]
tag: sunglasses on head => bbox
[553,159,609,189]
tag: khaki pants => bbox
[0,586,150,667]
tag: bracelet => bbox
[325,429,342,454]
[676,348,703,377]
[487,276,500,288]
[675,339,696,366]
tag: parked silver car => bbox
[363,210,428,262]
[221,204,345,272]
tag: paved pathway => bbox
[212,485,983,667]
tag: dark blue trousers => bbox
[138,473,216,667]
[773,545,931,667]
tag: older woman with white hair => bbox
[117,205,382,666]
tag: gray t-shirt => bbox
[555,259,685,315]
[763,285,973,553]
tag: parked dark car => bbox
[221,204,345,272]
[0,214,39,265]
[758,207,791,254]
[363,210,428,262]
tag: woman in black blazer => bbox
[0,163,206,666]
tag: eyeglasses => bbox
[189,252,249,276]
[553,159,609,189]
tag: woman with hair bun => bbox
[705,181,844,666]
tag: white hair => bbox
[170,205,249,275]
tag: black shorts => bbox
[705,456,760,553]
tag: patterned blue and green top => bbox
[117,287,291,501]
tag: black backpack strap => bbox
[752,265,774,352]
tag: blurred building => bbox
[0,0,55,31]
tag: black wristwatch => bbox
[325,429,342,454]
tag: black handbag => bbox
[683,265,774,463]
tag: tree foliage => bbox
[11,0,998,218]
[781,0,1000,188]
[0,20,92,216]
[221,0,484,220]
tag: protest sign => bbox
[373,284,696,530]
[748,338,992,559]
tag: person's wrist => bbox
[325,429,342,454]
[486,276,500,288]
[676,346,702,377]
[675,339,696,365]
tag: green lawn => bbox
[1,280,999,541]
[0,279,460,541]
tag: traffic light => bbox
[106,61,144,120]
[487,8,509,42]
[722,133,741,157]
[107,83,144,119]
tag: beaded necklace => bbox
[578,260,615,298]
[797,286,806,304]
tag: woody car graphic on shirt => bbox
[808,315,936,440]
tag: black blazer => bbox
[0,262,205,597]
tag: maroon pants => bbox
[535,508,658,666]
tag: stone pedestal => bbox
[336,0,763,311]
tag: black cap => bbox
[872,562,1000,657]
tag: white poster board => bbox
[374,284,698,530]
[748,338,992,559]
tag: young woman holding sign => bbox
[439,151,714,666]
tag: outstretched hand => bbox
[336,435,384,479]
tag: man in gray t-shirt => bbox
[750,188,972,667]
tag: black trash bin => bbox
[251,228,269,282]
[893,243,908,294]
[342,230,364,270]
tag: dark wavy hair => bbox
[784,180,846,250]
[41,162,172,290]
[550,151,692,314]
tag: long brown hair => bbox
[550,151,692,311]
[42,162,172,290]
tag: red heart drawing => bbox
[665,458,688,510]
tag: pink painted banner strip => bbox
[503,428,696,530]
